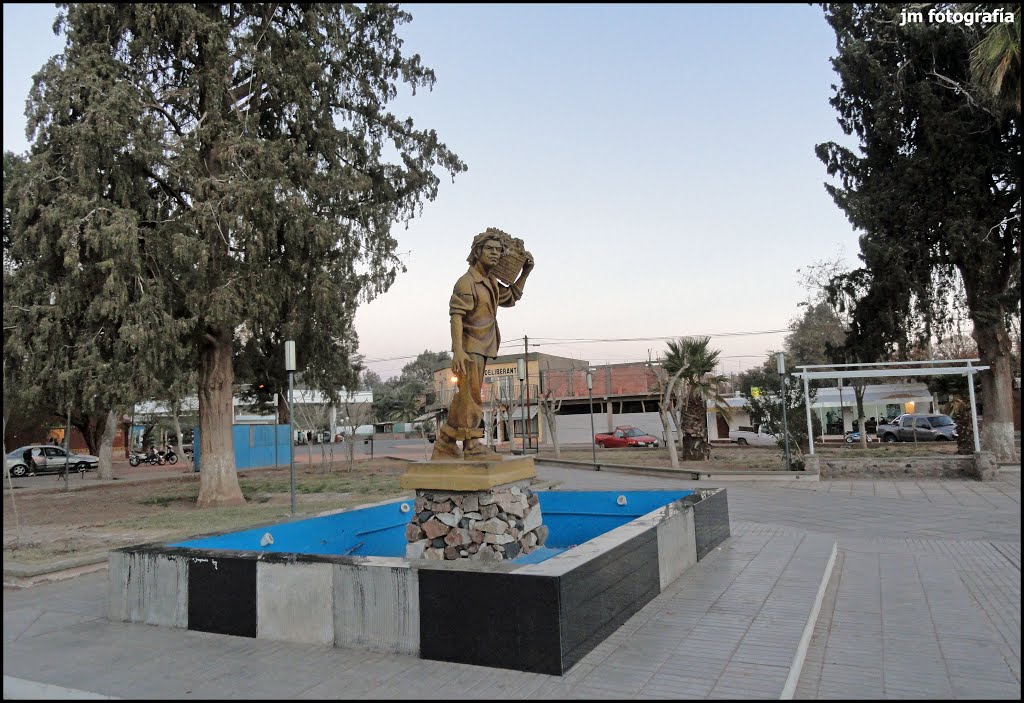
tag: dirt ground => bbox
[3,459,410,566]
[538,440,958,470]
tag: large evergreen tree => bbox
[817,3,1020,460]
[6,4,465,505]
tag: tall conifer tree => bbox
[817,3,1020,460]
[5,4,465,505]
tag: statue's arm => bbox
[450,315,469,377]
[449,275,474,377]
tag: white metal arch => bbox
[792,359,989,454]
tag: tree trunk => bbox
[540,404,560,459]
[973,321,1015,461]
[96,409,117,480]
[197,328,245,507]
[500,406,513,447]
[71,411,103,456]
[547,411,560,460]
[659,405,679,469]
[665,370,687,452]
[680,399,709,461]
[277,392,291,424]
[171,401,186,470]
[656,368,686,469]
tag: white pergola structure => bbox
[792,359,989,455]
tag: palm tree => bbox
[661,337,732,461]
[384,386,422,423]
[969,4,1021,115]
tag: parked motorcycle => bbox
[128,449,164,467]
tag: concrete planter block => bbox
[333,563,419,655]
[972,451,999,481]
[257,561,334,645]
[657,506,697,591]
[107,550,187,628]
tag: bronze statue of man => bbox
[433,231,534,460]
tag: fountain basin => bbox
[108,488,729,675]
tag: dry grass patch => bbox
[3,460,410,566]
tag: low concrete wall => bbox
[811,454,976,480]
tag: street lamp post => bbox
[777,353,791,470]
[285,340,296,515]
[587,369,596,467]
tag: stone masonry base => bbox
[405,481,546,562]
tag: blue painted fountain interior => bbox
[171,490,695,564]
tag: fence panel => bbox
[193,424,293,472]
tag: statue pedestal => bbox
[400,457,548,562]
[399,455,537,491]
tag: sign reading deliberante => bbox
[484,366,517,377]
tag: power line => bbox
[361,353,423,364]
[360,327,791,371]
[528,329,789,346]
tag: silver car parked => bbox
[5,445,100,477]
[875,414,958,443]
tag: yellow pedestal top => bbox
[399,455,537,491]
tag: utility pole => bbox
[523,335,531,452]
[517,358,526,454]
[587,369,596,467]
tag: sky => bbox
[3,3,862,380]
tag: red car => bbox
[594,426,660,448]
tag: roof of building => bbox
[813,383,933,405]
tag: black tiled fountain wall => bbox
[418,490,730,674]
[187,556,257,638]
[419,570,563,675]
[691,489,731,560]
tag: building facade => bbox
[429,352,589,448]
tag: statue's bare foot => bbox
[430,436,463,461]
[463,440,500,459]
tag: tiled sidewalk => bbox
[4,466,1020,700]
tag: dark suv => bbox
[876,414,958,442]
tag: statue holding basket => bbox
[433,228,535,460]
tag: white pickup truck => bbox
[730,426,778,447]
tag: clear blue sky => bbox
[3,3,860,379]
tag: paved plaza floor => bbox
[3,464,1020,699]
